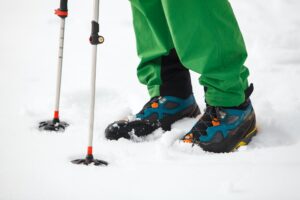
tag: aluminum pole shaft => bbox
[54,18,66,115]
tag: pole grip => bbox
[60,0,68,11]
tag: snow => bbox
[1,0,300,199]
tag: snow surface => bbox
[1,0,300,199]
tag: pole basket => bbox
[39,118,69,132]
[71,154,108,166]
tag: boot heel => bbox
[232,127,258,151]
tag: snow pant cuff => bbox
[148,85,160,98]
[205,91,245,107]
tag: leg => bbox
[104,1,201,140]
[130,0,192,99]
[159,0,257,152]
[161,0,249,106]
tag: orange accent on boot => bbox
[212,118,220,126]
[87,146,93,155]
[183,133,194,143]
[151,102,159,108]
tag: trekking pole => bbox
[71,0,108,166]
[39,0,69,131]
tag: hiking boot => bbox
[105,95,200,140]
[182,85,257,152]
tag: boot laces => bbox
[188,106,226,145]
[138,96,162,115]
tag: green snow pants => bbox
[130,0,250,107]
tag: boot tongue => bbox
[143,96,160,109]
[194,106,218,136]
[136,96,161,118]
[204,106,218,119]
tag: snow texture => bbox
[0,0,300,199]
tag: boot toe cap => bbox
[105,121,131,140]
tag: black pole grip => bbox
[60,0,68,11]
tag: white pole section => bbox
[93,0,100,22]
[54,17,66,119]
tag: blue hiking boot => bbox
[182,86,257,152]
[105,95,200,140]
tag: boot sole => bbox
[231,126,258,152]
